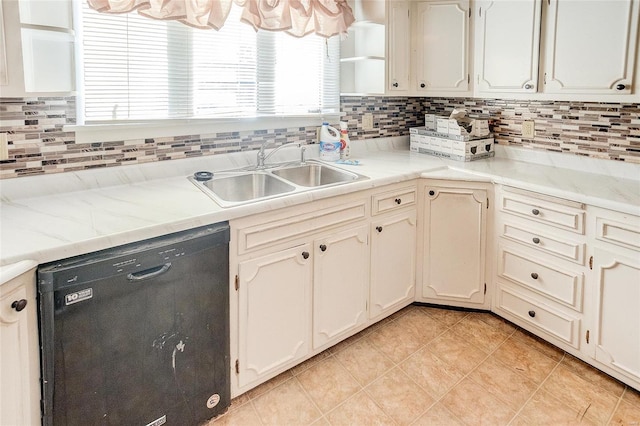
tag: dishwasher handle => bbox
[127,263,172,282]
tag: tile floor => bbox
[210,305,640,425]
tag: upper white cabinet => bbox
[475,0,541,93]
[0,0,75,96]
[386,0,411,92]
[474,0,640,98]
[413,0,471,95]
[543,0,639,95]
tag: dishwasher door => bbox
[38,223,230,426]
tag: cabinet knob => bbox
[11,299,27,312]
[319,244,327,252]
[420,83,426,88]
[528,310,536,318]
[531,272,539,280]
[524,83,534,90]
[393,82,399,88]
[531,208,540,216]
[616,84,626,90]
[429,190,435,196]
[302,251,309,259]
[376,226,383,233]
[395,198,402,205]
[532,237,540,244]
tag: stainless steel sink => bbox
[271,162,360,187]
[198,172,295,204]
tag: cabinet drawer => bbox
[237,200,367,255]
[497,286,580,348]
[595,212,640,251]
[500,187,584,234]
[372,186,417,215]
[501,221,585,264]
[498,244,584,311]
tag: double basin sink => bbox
[190,160,369,207]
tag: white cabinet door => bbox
[313,226,369,349]
[475,0,541,93]
[370,210,416,320]
[543,0,639,94]
[414,0,470,94]
[237,244,312,388]
[0,267,39,426]
[422,186,488,308]
[592,247,640,384]
[387,0,410,92]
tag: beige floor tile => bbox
[400,347,464,399]
[393,308,449,344]
[468,357,538,410]
[493,335,559,384]
[412,402,465,426]
[325,331,366,355]
[210,401,262,425]
[421,306,468,327]
[427,330,488,374]
[512,328,564,361]
[245,370,293,400]
[476,312,518,335]
[325,391,394,426]
[367,318,424,363]
[252,378,321,425]
[451,314,512,352]
[561,353,625,397]
[440,377,517,425]
[541,364,620,423]
[312,417,331,425]
[609,399,640,425]
[365,367,434,425]
[297,356,362,413]
[516,389,599,425]
[623,387,640,408]
[335,337,394,386]
[227,393,251,412]
[290,351,333,375]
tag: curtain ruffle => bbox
[87,0,355,37]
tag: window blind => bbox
[80,2,340,123]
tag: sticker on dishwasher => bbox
[65,288,93,306]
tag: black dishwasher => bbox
[37,223,230,426]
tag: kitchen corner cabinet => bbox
[0,266,40,426]
[386,0,411,93]
[0,0,75,96]
[420,182,489,309]
[413,0,471,96]
[474,0,640,98]
[588,207,640,389]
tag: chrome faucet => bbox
[256,141,304,169]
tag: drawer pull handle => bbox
[531,272,539,280]
[319,244,327,252]
[528,310,536,318]
[376,226,383,233]
[531,208,540,216]
[532,237,540,244]
[395,198,402,204]
[302,251,310,259]
[393,82,399,88]
[11,299,27,312]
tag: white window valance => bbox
[86,0,355,37]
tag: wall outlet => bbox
[362,113,374,130]
[0,133,8,161]
[522,120,535,138]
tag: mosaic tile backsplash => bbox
[0,96,638,179]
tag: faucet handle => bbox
[300,145,307,164]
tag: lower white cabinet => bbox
[370,210,417,320]
[591,247,640,384]
[420,184,489,309]
[313,226,369,349]
[0,266,40,426]
[236,244,313,389]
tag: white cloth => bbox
[87,0,355,37]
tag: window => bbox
[79,3,340,124]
